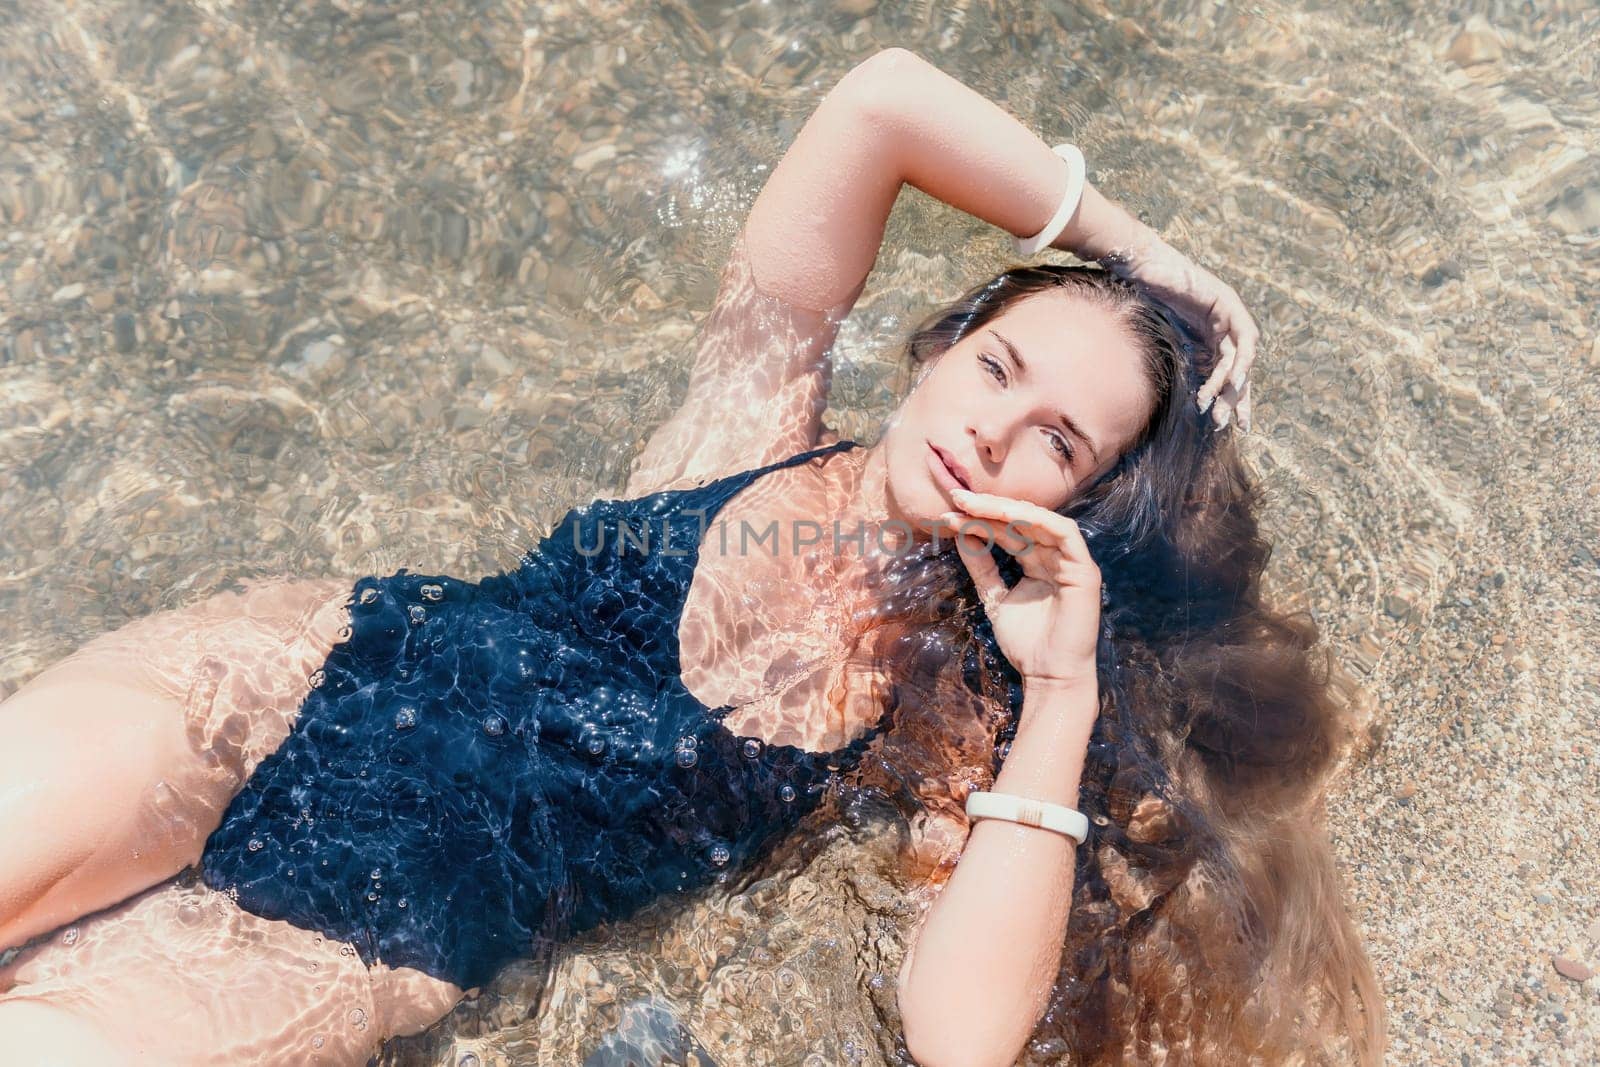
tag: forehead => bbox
[984,289,1154,453]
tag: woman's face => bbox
[881,289,1157,532]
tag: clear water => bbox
[2,1,1597,1063]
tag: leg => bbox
[0,881,463,1066]
[0,1003,123,1067]
[0,577,352,950]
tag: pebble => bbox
[1551,955,1595,982]
[50,282,85,303]
[1444,18,1504,67]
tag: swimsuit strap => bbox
[677,439,859,528]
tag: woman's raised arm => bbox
[627,48,1170,495]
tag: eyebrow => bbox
[989,329,1103,467]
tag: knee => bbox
[0,999,125,1066]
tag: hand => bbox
[1106,238,1258,432]
[938,487,1101,688]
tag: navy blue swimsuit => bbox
[201,441,886,990]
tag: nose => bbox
[966,416,1007,466]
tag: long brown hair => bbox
[847,265,1386,1064]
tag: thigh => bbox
[0,577,353,949]
[0,880,463,1066]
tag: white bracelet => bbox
[965,789,1089,845]
[1012,143,1087,257]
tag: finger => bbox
[940,513,1068,582]
[1197,336,1236,414]
[954,533,1007,612]
[1237,380,1253,432]
[1212,393,1233,431]
[940,513,1034,556]
[1229,320,1259,393]
[946,490,1085,554]
[943,491,1053,534]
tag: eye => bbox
[1044,429,1075,463]
[978,352,1007,385]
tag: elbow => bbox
[846,46,922,81]
[900,990,1029,1067]
[903,1030,1025,1067]
[831,47,928,125]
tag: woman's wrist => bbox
[1055,181,1162,270]
[1021,670,1098,702]
[993,682,1097,810]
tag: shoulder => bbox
[625,421,844,498]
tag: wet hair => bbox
[848,265,1386,1064]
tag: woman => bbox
[0,48,1380,1065]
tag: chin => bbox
[884,436,951,535]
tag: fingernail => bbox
[1197,392,1214,414]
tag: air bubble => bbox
[397,898,408,909]
[709,844,730,867]
[779,784,797,803]
[742,738,764,759]
[370,868,382,880]
[367,891,378,902]
[347,1006,368,1031]
[408,604,427,625]
[247,837,265,852]
[359,587,380,605]
[61,927,79,946]
[394,705,418,730]
[482,714,507,737]
[420,582,444,601]
[677,733,697,749]
[308,669,326,688]
[674,747,698,769]
[337,625,352,641]
[312,1035,325,1050]
[458,1054,481,1067]
[585,735,606,755]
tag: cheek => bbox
[911,364,970,422]
[1002,450,1075,511]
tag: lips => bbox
[928,443,973,491]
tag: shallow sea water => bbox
[1,1,1597,1064]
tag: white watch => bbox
[1012,143,1087,257]
[965,789,1089,845]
